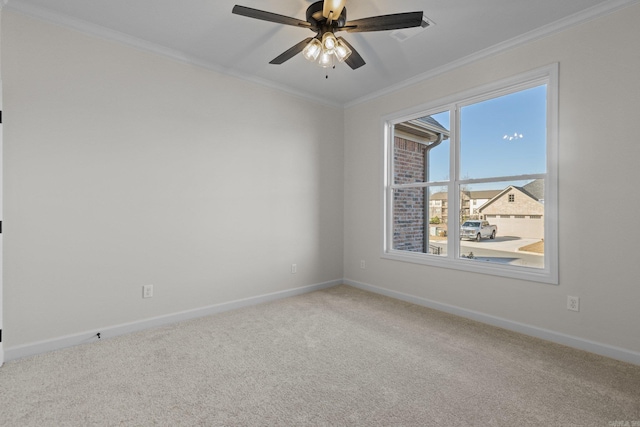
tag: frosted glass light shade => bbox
[318,51,335,68]
[322,32,337,52]
[334,39,352,62]
[302,38,322,62]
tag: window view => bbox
[456,179,544,268]
[392,112,450,256]
[385,67,557,283]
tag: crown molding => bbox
[344,0,640,108]
[4,0,638,109]
[3,0,342,108]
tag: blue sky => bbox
[426,85,547,186]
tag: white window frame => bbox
[382,64,558,284]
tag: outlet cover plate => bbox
[567,296,579,312]
[143,284,153,298]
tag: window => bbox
[383,65,558,284]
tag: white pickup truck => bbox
[460,220,497,241]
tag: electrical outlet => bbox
[291,264,297,274]
[360,260,366,269]
[143,284,153,299]
[567,296,579,312]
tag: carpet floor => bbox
[1,285,639,426]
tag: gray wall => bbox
[2,11,344,348]
[343,4,640,355]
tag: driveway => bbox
[429,236,544,268]
[433,236,541,253]
[459,236,542,254]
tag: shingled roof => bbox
[395,115,450,143]
[430,189,501,200]
[477,179,544,212]
[415,116,449,135]
[520,179,544,201]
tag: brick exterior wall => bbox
[394,138,425,185]
[393,137,426,252]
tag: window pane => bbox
[393,187,447,256]
[460,85,546,180]
[394,112,450,184]
[458,179,544,269]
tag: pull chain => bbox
[326,65,336,79]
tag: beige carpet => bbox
[1,285,639,426]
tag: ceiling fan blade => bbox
[337,37,365,70]
[345,11,424,33]
[232,5,311,28]
[323,0,347,20]
[269,38,314,64]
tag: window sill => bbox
[381,250,558,285]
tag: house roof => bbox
[395,115,450,143]
[477,180,544,212]
[430,189,501,201]
[415,116,450,136]
[469,189,501,200]
[521,179,544,201]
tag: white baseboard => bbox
[343,279,640,366]
[7,278,639,366]
[4,279,341,362]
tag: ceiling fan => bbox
[232,0,426,71]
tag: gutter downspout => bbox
[424,133,444,254]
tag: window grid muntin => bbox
[382,65,558,284]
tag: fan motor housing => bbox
[306,1,347,29]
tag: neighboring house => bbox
[468,190,502,217]
[478,180,544,239]
[429,192,448,223]
[429,189,501,225]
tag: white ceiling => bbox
[5,0,638,106]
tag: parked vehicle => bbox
[460,220,497,241]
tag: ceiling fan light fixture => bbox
[232,1,426,72]
[322,32,337,52]
[334,39,352,62]
[318,50,335,68]
[302,38,322,62]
